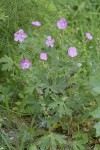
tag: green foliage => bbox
[38,133,67,150]
[72,132,88,150]
[94,122,100,137]
[0,55,14,71]
[48,94,72,118]
[0,147,4,150]
[94,144,100,150]
[90,108,100,118]
[91,108,100,137]
[0,0,100,149]
[0,8,7,22]
[29,144,37,150]
[90,73,100,96]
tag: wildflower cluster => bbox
[14,19,93,69]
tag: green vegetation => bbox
[0,0,100,149]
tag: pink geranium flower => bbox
[68,47,77,57]
[57,18,68,29]
[20,59,32,69]
[40,53,47,61]
[31,21,41,26]
[45,36,55,47]
[86,32,93,40]
[14,29,27,42]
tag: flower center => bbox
[24,62,28,67]
[48,40,52,44]
[18,33,22,37]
